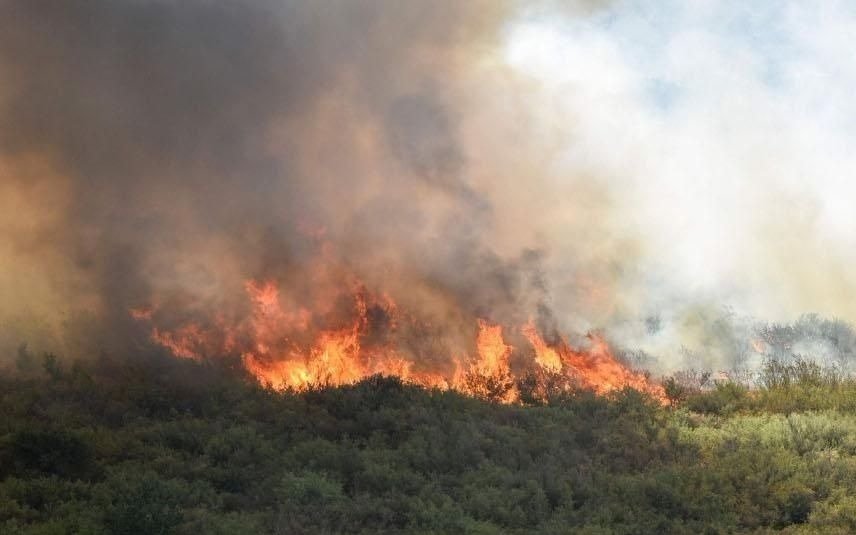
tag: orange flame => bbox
[521,320,562,373]
[473,320,512,378]
[459,321,517,403]
[561,334,664,400]
[134,276,665,404]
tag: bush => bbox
[103,473,184,535]
[3,356,856,533]
[5,429,94,480]
[684,382,747,416]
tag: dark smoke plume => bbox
[1,0,594,363]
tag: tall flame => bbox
[521,320,562,373]
[461,321,517,403]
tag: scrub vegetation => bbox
[4,350,856,534]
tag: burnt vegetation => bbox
[5,348,856,534]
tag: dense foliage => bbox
[5,352,856,534]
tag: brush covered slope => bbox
[3,354,856,534]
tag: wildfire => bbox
[562,334,662,398]
[750,338,766,354]
[462,321,517,403]
[521,320,562,373]
[134,276,665,404]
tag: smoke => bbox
[0,0,585,363]
[505,0,856,369]
[2,0,855,374]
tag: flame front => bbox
[521,320,562,373]
[134,276,664,404]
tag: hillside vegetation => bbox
[4,352,856,534]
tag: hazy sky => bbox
[505,0,856,328]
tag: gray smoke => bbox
[0,0,585,363]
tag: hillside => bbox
[3,355,856,534]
